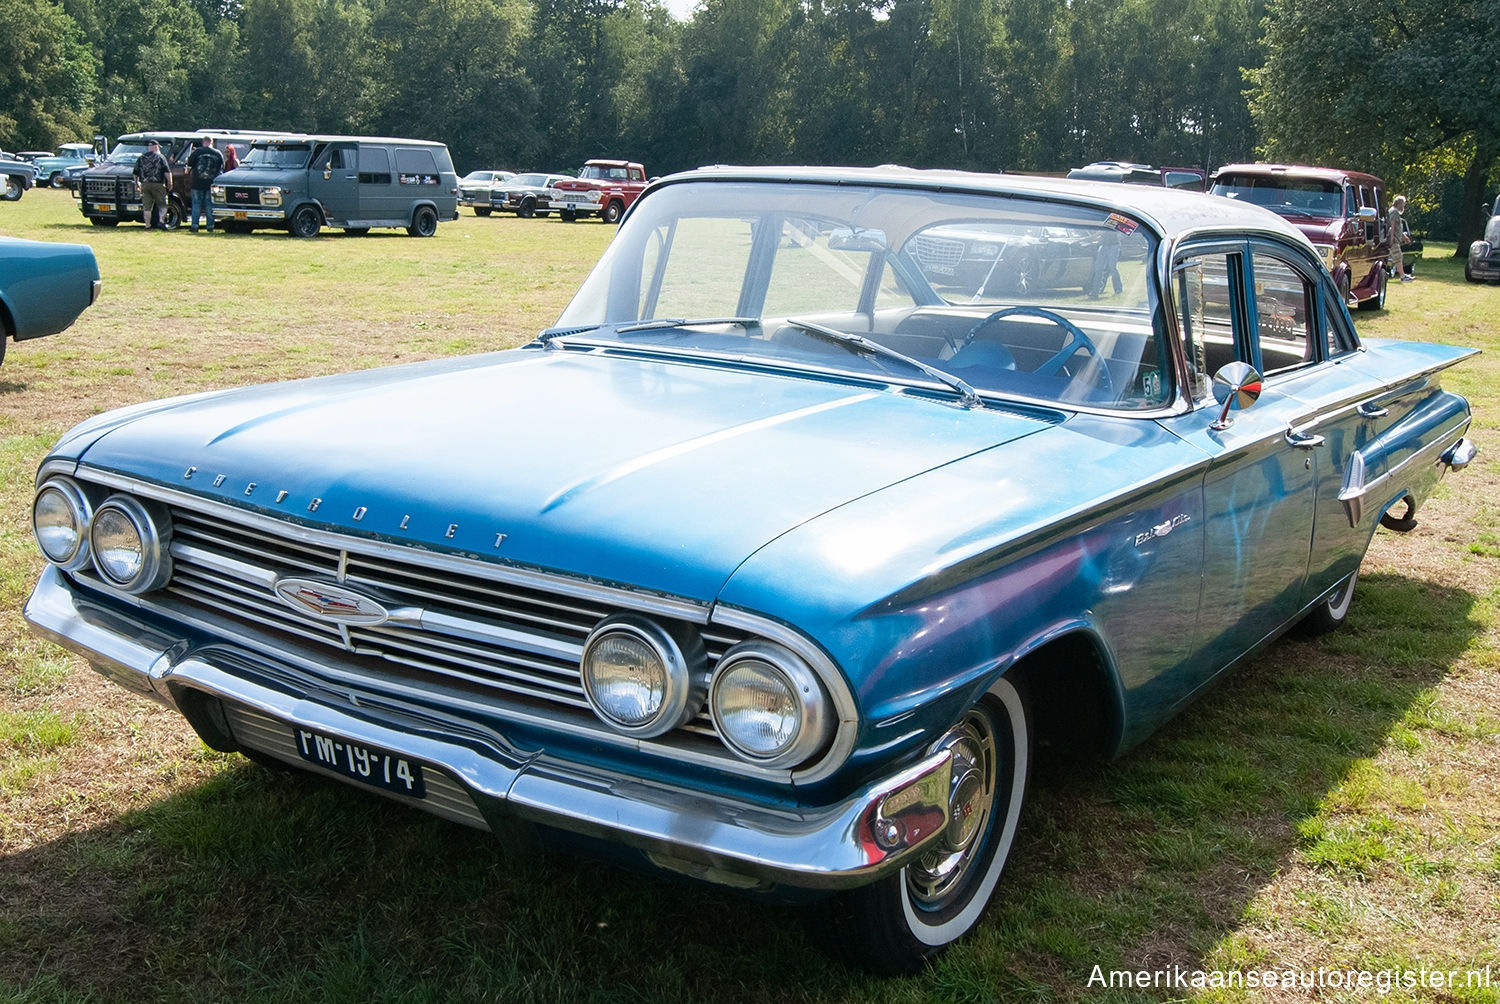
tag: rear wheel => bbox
[289,205,322,238]
[407,205,438,237]
[820,676,1031,975]
[1301,570,1358,635]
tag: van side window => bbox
[359,147,392,185]
[327,148,345,170]
[396,148,440,186]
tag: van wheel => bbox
[290,206,322,238]
[602,199,624,224]
[408,206,438,237]
[162,201,184,231]
[818,676,1031,975]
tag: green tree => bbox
[1252,0,1500,251]
[0,0,99,148]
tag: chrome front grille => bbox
[156,505,745,746]
[908,234,964,272]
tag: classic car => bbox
[1067,161,1207,190]
[1210,164,1393,310]
[458,169,515,215]
[25,167,1476,974]
[0,237,102,366]
[1466,193,1500,283]
[2,156,37,201]
[31,142,97,188]
[491,172,573,218]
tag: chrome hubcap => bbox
[907,710,997,905]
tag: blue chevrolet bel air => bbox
[0,236,101,366]
[25,167,1476,973]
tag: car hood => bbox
[70,349,1056,601]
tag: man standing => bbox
[186,137,225,233]
[132,140,173,230]
[1388,195,1413,282]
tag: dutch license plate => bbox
[93,203,112,212]
[293,727,426,798]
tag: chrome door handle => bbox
[1357,403,1390,418]
[1286,430,1326,449]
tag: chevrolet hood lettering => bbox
[274,578,390,625]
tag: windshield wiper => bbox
[782,317,982,409]
[537,317,761,344]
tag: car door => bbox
[1160,240,1320,687]
[310,142,359,224]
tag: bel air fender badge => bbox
[274,577,390,625]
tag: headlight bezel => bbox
[580,615,706,738]
[88,494,173,593]
[710,640,832,768]
[32,477,95,570]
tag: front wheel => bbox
[820,676,1031,975]
[162,200,185,231]
[49,172,66,188]
[475,207,491,217]
[289,205,322,238]
[602,199,624,224]
[4,178,24,201]
[517,198,535,219]
[407,205,438,237]
[1357,271,1386,311]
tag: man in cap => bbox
[132,140,173,230]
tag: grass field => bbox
[2,188,1497,1003]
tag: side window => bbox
[1250,251,1317,376]
[1175,250,1243,401]
[358,147,391,185]
[396,148,439,185]
[1318,285,1356,360]
[327,148,344,170]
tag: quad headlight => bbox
[87,495,172,593]
[581,616,706,738]
[710,641,832,768]
[32,478,94,570]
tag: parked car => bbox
[76,130,281,229]
[1067,161,1207,190]
[30,143,97,188]
[1466,193,1500,283]
[212,135,459,237]
[1210,163,1393,310]
[551,159,648,222]
[458,169,515,215]
[2,156,37,201]
[0,237,101,366]
[25,167,1476,975]
[490,172,572,217]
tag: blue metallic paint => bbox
[0,236,100,347]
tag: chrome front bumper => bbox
[25,566,953,891]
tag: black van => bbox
[211,135,459,237]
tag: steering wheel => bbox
[960,305,1109,389]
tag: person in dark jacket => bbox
[132,140,173,230]
[185,137,225,233]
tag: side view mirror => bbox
[1210,361,1262,430]
[1357,206,1378,222]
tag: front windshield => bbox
[106,142,151,164]
[243,143,312,169]
[515,173,549,187]
[551,179,1168,411]
[1211,174,1344,220]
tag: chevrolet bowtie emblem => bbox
[273,577,390,625]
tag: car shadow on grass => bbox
[0,573,1482,1003]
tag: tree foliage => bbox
[1252,0,1500,249]
[2,0,1488,240]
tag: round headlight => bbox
[32,478,93,570]
[89,495,172,593]
[711,641,831,768]
[581,616,704,738]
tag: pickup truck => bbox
[550,159,648,223]
[2,157,37,201]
